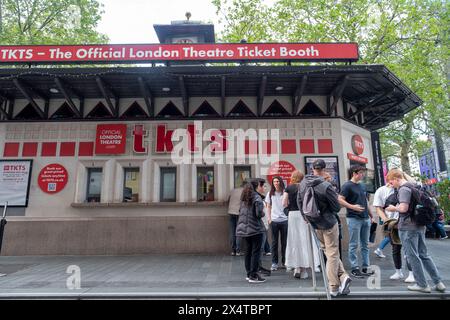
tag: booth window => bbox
[160,167,176,202]
[86,168,102,202]
[197,167,214,201]
[123,167,140,202]
[234,166,251,188]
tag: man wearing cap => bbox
[297,159,351,297]
[338,164,375,278]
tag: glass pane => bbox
[197,167,214,201]
[162,172,176,200]
[124,168,140,202]
[87,168,102,202]
[234,166,251,188]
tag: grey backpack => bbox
[302,185,321,219]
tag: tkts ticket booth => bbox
[0,21,421,255]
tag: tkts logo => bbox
[3,165,26,171]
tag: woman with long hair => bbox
[283,170,320,279]
[265,176,288,271]
[236,178,267,283]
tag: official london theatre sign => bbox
[0,43,359,64]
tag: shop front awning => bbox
[0,64,421,131]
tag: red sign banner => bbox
[95,124,127,154]
[347,153,368,164]
[351,135,364,155]
[267,161,297,186]
[38,163,68,194]
[0,43,359,64]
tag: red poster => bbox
[95,124,127,154]
[267,161,297,186]
[38,163,68,194]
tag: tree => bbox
[213,0,449,174]
[0,0,108,45]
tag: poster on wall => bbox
[37,163,69,194]
[0,160,33,207]
[304,156,340,192]
[267,160,297,186]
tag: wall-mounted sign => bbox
[267,161,297,186]
[0,43,359,64]
[95,124,127,155]
[351,135,364,155]
[347,153,368,164]
[0,160,33,207]
[305,156,340,191]
[37,163,68,194]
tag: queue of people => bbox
[227,164,447,296]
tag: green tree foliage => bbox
[0,0,108,44]
[213,0,449,173]
[436,179,450,222]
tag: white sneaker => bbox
[270,263,278,271]
[330,290,339,297]
[407,284,431,293]
[300,271,309,279]
[432,282,446,293]
[374,248,386,258]
[339,275,352,295]
[404,273,415,283]
[294,267,301,278]
[390,270,404,280]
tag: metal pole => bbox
[2,201,7,219]
[309,224,331,300]
[0,201,8,256]
[307,223,316,290]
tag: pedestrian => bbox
[265,176,288,272]
[385,168,446,293]
[227,182,245,256]
[284,170,320,279]
[373,182,414,282]
[298,159,351,297]
[236,178,267,283]
[338,164,375,278]
[323,172,343,260]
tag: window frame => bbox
[160,167,177,202]
[86,167,103,203]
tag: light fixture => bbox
[162,87,171,92]
[49,88,59,93]
[275,86,284,91]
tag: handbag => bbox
[283,207,290,216]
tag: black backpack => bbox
[400,183,436,226]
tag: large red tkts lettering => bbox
[133,125,147,153]
[155,124,174,153]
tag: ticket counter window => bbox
[234,166,251,188]
[123,167,140,202]
[160,167,176,202]
[86,168,102,202]
[197,167,214,201]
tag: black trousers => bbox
[270,221,288,265]
[244,234,263,277]
[392,243,412,271]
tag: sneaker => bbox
[440,235,448,240]
[361,268,375,276]
[390,271,404,280]
[407,284,431,293]
[231,251,236,256]
[432,282,446,293]
[351,269,365,278]
[300,271,309,279]
[293,267,301,278]
[236,251,244,256]
[248,274,266,283]
[374,248,386,258]
[330,290,340,297]
[264,252,272,256]
[339,275,352,295]
[258,266,271,276]
[279,263,286,269]
[270,263,278,271]
[404,273,416,283]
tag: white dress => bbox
[285,210,320,269]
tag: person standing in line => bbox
[298,159,351,297]
[236,178,267,283]
[284,170,320,279]
[385,169,446,293]
[227,182,245,256]
[265,176,288,272]
[373,182,415,282]
[338,164,375,278]
[323,172,343,260]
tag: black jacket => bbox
[298,175,341,230]
[236,191,266,237]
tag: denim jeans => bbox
[229,214,241,253]
[399,229,442,288]
[378,235,391,250]
[347,217,371,270]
